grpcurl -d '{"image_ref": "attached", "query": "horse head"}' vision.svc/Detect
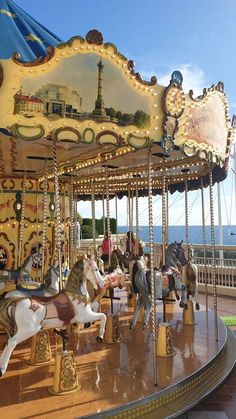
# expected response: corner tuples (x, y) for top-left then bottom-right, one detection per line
(83, 258), (105, 289)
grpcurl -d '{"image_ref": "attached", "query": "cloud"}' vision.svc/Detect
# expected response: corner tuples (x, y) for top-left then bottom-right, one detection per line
(139, 63), (207, 97)
(158, 64), (207, 96)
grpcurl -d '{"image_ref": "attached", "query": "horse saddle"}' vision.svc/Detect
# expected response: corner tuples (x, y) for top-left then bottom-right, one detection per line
(31, 291), (75, 325)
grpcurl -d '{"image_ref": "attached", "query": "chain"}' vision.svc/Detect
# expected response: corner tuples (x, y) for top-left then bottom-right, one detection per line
(209, 166), (218, 340)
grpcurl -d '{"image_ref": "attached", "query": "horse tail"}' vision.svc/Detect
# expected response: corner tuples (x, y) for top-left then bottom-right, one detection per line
(132, 262), (139, 294)
(186, 263), (196, 296)
(0, 298), (17, 337)
(0, 292), (7, 300)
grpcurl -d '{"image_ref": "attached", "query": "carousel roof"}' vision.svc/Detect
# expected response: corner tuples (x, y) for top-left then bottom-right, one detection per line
(0, 2), (235, 198)
(0, 0), (62, 61)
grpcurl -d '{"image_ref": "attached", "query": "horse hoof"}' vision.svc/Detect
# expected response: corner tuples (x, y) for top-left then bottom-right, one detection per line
(96, 336), (103, 343)
(142, 324), (147, 331)
(129, 321), (135, 330)
(179, 301), (184, 308)
(84, 322), (91, 329)
(0, 369), (2, 377)
(196, 303), (200, 311)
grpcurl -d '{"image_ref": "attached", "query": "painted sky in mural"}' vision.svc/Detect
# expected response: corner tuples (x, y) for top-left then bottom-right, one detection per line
(16, 54), (151, 128)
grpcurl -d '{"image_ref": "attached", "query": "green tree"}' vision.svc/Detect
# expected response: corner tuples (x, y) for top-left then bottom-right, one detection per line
(76, 212), (83, 225)
(81, 225), (98, 239)
(134, 110), (151, 128)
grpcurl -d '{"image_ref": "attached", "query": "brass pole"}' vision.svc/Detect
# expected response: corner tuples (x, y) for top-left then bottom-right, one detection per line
(18, 172), (26, 267)
(148, 145), (158, 385)
(162, 162), (166, 266)
(201, 178), (208, 311)
(115, 194), (119, 247)
(135, 184), (139, 256)
(102, 193), (106, 235)
(70, 175), (75, 268)
(209, 166), (218, 341)
(41, 160), (48, 279)
(105, 166), (111, 264)
(184, 173), (189, 254)
(91, 180), (96, 256)
(52, 134), (63, 290)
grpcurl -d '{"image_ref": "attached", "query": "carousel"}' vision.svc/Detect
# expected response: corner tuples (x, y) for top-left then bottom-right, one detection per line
(0, 1), (235, 418)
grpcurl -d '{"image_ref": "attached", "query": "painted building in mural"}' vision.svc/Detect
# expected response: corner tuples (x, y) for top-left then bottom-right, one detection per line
(14, 94), (44, 115)
(34, 83), (83, 118)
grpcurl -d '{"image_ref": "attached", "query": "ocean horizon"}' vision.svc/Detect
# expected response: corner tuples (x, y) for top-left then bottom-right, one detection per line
(117, 225), (236, 245)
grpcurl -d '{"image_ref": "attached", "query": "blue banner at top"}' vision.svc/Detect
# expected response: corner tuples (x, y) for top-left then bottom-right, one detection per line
(0, 0), (62, 61)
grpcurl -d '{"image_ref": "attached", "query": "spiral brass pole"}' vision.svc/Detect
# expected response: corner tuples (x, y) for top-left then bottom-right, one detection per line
(41, 160), (48, 279)
(135, 184), (139, 256)
(70, 175), (75, 268)
(166, 187), (169, 245)
(209, 166), (218, 341)
(102, 193), (106, 235)
(128, 184), (132, 252)
(148, 146), (158, 385)
(105, 166), (111, 264)
(18, 173), (26, 267)
(52, 134), (63, 290)
(185, 173), (189, 256)
(162, 163), (167, 266)
(91, 180), (96, 257)
(115, 194), (119, 247)
(201, 179), (208, 311)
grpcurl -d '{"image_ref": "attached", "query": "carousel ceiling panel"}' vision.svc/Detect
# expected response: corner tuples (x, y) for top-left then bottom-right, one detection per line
(0, 0), (234, 194)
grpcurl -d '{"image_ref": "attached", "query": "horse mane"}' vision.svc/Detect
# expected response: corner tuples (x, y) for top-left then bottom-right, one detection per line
(65, 259), (84, 296)
(20, 255), (31, 270)
(43, 268), (51, 286)
(186, 262), (196, 284)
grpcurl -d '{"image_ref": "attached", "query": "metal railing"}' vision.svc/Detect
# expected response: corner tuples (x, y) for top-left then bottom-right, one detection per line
(79, 239), (236, 290)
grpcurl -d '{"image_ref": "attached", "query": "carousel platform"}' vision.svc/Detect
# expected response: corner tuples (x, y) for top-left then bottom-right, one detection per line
(0, 291), (235, 419)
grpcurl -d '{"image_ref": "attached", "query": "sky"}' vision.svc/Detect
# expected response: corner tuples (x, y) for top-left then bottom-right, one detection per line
(15, 0), (236, 226)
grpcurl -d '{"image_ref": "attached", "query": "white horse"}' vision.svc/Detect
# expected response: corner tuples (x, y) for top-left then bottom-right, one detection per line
(3, 262), (60, 298)
(1, 251), (43, 288)
(0, 259), (107, 376)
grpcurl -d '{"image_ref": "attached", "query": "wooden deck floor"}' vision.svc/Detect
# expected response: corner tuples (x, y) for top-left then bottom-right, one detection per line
(0, 290), (234, 419)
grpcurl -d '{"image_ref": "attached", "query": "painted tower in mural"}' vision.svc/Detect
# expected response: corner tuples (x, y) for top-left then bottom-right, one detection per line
(92, 60), (107, 118)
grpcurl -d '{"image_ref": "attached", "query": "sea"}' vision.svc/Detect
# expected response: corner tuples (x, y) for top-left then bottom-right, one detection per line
(117, 225), (236, 246)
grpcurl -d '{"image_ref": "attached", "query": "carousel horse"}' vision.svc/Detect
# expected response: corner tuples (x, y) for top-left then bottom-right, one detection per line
(0, 259), (107, 376)
(110, 247), (130, 273)
(2, 262), (60, 298)
(174, 243), (200, 310)
(2, 251), (43, 286)
(130, 244), (188, 330)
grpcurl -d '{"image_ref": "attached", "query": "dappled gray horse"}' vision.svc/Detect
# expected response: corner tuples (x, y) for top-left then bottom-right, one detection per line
(130, 243), (189, 330)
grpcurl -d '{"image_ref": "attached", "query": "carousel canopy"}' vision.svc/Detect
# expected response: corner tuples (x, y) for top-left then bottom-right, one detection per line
(0, 2), (235, 199)
(0, 0), (62, 61)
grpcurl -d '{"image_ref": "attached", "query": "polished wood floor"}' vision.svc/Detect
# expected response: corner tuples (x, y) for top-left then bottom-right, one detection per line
(0, 290), (232, 419)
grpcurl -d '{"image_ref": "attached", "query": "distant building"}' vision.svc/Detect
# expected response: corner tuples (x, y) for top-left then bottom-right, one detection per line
(34, 84), (83, 118)
(14, 94), (44, 115)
